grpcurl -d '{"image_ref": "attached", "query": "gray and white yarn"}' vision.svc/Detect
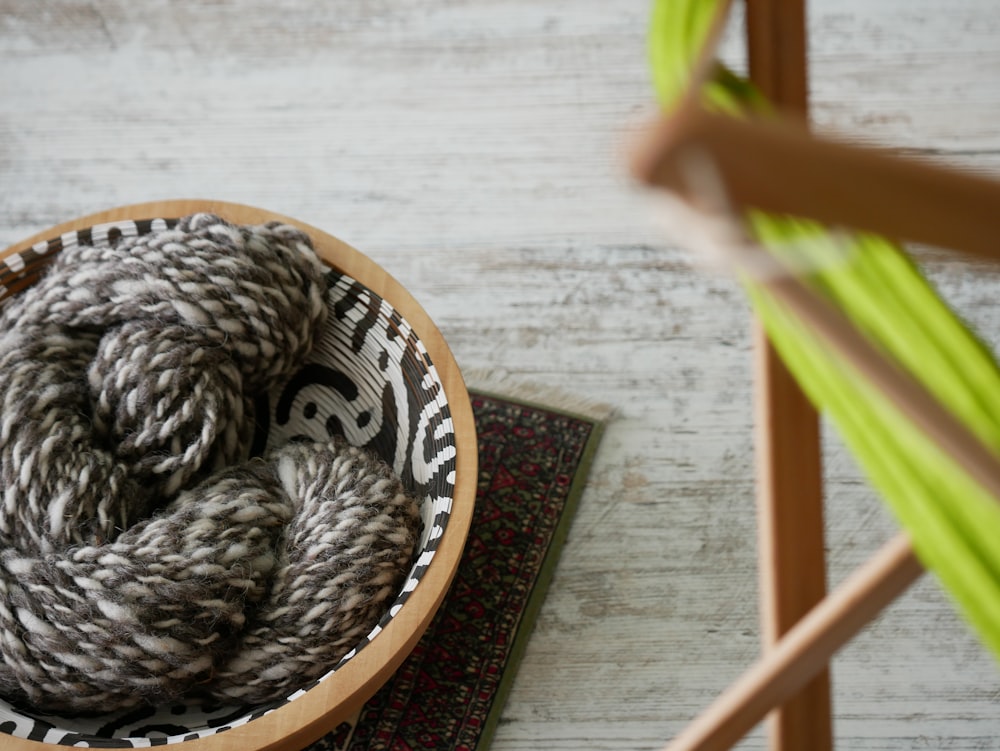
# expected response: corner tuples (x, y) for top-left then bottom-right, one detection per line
(0, 215), (420, 713)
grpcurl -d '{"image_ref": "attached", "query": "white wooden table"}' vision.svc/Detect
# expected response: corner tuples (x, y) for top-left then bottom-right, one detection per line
(3, 2), (1000, 748)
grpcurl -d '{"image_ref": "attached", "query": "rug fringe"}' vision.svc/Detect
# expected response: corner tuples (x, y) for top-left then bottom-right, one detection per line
(462, 367), (617, 424)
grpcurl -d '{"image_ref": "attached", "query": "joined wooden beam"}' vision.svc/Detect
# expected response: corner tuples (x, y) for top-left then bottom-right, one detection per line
(745, 3), (832, 749)
(631, 107), (1000, 265)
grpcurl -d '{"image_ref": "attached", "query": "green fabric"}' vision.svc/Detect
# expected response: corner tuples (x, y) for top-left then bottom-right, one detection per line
(650, 0), (1000, 658)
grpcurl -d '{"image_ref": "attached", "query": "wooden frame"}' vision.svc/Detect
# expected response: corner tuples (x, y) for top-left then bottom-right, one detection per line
(632, 2), (1000, 750)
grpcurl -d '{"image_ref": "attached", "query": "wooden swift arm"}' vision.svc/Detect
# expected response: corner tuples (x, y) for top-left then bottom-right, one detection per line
(632, 105), (1000, 263)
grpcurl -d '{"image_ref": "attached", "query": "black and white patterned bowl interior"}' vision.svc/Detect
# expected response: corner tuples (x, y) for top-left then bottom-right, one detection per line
(0, 219), (458, 747)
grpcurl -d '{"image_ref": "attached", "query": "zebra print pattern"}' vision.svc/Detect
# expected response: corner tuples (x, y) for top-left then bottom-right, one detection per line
(0, 219), (458, 747)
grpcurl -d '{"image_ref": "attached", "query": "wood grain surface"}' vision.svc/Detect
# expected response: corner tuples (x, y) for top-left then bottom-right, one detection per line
(2, 2), (1000, 749)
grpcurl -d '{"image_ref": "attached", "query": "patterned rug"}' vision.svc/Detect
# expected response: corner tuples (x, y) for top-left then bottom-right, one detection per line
(305, 387), (608, 751)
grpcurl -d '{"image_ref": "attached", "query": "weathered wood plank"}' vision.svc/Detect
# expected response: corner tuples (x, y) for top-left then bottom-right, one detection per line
(1, 2), (999, 749)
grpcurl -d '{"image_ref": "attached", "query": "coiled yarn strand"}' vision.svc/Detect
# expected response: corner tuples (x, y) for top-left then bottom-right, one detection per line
(0, 214), (419, 712)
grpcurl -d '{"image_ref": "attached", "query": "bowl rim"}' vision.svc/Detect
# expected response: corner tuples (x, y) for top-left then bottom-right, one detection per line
(0, 199), (478, 751)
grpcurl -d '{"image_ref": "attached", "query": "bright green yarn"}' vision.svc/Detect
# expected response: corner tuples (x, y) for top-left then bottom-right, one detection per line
(650, 0), (1000, 658)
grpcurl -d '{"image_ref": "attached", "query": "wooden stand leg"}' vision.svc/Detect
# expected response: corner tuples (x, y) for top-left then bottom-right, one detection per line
(746, 0), (809, 119)
(754, 330), (833, 751)
(746, 2), (833, 750)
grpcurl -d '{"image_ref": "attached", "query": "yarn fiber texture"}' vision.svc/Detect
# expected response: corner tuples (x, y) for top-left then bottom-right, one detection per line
(0, 214), (420, 713)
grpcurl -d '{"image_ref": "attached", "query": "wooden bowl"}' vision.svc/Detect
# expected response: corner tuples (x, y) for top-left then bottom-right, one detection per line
(0, 200), (477, 750)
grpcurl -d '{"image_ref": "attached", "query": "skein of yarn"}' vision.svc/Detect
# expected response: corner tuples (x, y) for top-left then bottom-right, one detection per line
(0, 214), (420, 713)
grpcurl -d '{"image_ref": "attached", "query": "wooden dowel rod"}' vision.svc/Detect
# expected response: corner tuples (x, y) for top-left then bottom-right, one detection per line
(632, 106), (1000, 264)
(745, 2), (832, 749)
(753, 331), (830, 751)
(746, 0), (809, 117)
(662, 533), (922, 751)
